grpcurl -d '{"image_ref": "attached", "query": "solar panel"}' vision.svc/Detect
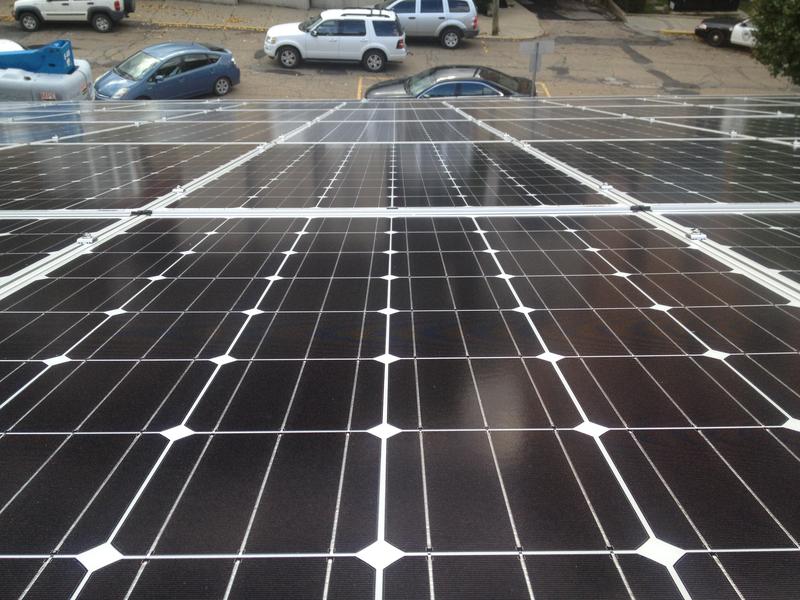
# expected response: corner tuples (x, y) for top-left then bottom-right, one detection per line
(0, 94), (799, 600)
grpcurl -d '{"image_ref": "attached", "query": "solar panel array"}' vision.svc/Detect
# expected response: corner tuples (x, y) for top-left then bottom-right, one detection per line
(1, 94), (799, 600)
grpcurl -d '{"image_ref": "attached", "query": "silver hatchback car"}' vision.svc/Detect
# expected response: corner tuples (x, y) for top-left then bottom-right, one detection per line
(374, 0), (479, 48)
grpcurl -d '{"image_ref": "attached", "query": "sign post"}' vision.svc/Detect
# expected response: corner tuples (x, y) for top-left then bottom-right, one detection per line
(519, 39), (555, 96)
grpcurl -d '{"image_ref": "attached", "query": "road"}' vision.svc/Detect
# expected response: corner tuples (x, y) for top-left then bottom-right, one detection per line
(0, 0), (796, 99)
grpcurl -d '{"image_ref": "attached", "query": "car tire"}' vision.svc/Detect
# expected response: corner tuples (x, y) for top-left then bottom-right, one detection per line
(708, 30), (725, 47)
(362, 49), (386, 73)
(91, 13), (113, 33)
(19, 12), (40, 32)
(213, 76), (232, 97)
(278, 46), (300, 69)
(440, 27), (462, 49)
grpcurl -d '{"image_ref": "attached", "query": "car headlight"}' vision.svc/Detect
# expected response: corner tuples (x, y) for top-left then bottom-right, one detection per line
(267, 36), (276, 44)
(112, 88), (129, 99)
(231, 56), (237, 64)
(698, 23), (707, 29)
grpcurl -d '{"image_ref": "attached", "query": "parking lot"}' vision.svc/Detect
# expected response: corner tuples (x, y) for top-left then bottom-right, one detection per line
(0, 0), (797, 98)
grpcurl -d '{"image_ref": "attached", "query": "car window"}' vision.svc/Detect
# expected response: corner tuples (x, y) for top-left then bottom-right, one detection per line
(459, 82), (501, 96)
(448, 0), (470, 12)
(180, 54), (211, 74)
(423, 82), (458, 97)
(421, 0), (444, 12)
(340, 20), (367, 36)
(153, 57), (182, 80)
(314, 20), (339, 35)
(391, 0), (416, 13)
(206, 54), (220, 64)
(373, 20), (402, 36)
(115, 51), (160, 81)
(477, 68), (522, 93)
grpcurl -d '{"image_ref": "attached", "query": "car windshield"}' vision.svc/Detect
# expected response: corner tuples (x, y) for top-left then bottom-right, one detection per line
(114, 51), (160, 81)
(477, 68), (521, 93)
(299, 15), (322, 31)
(406, 69), (441, 95)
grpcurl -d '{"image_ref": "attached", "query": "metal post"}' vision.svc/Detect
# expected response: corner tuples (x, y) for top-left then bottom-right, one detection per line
(492, 0), (499, 35)
(531, 42), (539, 96)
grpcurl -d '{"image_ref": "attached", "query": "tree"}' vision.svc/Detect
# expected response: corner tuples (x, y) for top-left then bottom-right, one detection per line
(750, 0), (800, 85)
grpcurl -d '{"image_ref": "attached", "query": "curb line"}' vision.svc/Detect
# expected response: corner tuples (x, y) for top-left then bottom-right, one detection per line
(660, 29), (695, 36)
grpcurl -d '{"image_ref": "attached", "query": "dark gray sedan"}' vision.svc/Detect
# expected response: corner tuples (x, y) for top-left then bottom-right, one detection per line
(364, 65), (533, 99)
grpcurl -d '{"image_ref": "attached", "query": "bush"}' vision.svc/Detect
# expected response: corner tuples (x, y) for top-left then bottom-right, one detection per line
(616, 0), (647, 11)
(751, 0), (800, 85)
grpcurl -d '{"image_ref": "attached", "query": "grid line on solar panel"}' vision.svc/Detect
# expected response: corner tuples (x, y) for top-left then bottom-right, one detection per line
(2, 217), (800, 600)
(169, 143), (612, 209)
(486, 118), (730, 141)
(665, 214), (800, 285)
(0, 218), (119, 277)
(3, 96), (800, 600)
(0, 144), (260, 210)
(528, 140), (800, 204)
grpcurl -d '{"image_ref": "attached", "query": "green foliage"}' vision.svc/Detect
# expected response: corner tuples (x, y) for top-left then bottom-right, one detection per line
(750, 0), (800, 84)
(616, 0), (648, 11)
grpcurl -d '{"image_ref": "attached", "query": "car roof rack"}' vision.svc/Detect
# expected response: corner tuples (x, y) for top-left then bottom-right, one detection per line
(339, 7), (392, 17)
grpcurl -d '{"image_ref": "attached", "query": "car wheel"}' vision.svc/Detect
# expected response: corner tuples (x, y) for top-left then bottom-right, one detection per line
(708, 30), (725, 47)
(213, 76), (232, 97)
(362, 50), (386, 73)
(91, 13), (113, 33)
(19, 12), (40, 32)
(278, 46), (300, 69)
(440, 27), (462, 49)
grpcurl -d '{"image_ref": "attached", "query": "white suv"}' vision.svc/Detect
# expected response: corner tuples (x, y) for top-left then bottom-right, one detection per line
(376, 0), (478, 48)
(264, 9), (406, 73)
(13, 0), (135, 33)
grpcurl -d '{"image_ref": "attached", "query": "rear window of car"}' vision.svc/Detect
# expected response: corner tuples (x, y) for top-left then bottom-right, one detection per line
(340, 20), (367, 36)
(391, 0), (416, 13)
(373, 20), (402, 36)
(448, 0), (471, 12)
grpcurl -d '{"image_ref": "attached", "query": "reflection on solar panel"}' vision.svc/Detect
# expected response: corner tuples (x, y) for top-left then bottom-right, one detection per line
(0, 94), (799, 600)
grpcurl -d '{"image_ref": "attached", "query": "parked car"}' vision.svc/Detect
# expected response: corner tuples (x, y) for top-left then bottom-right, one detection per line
(374, 0), (479, 48)
(12, 0), (135, 33)
(695, 16), (756, 48)
(365, 65), (532, 98)
(0, 39), (92, 101)
(265, 9), (406, 73)
(94, 42), (239, 100)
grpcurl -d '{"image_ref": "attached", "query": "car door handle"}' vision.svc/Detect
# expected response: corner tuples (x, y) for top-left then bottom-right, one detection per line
(438, 16), (445, 19)
(408, 16), (416, 19)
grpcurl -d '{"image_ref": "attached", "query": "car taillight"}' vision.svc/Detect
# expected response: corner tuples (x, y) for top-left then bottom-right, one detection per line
(472, 16), (478, 30)
(397, 39), (405, 49)
(114, 0), (120, 9)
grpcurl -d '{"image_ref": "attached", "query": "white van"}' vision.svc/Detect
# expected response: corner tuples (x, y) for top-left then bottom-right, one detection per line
(375, 0), (479, 48)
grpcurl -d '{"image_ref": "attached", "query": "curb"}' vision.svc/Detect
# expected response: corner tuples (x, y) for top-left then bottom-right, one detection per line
(660, 29), (695, 36)
(133, 19), (267, 32)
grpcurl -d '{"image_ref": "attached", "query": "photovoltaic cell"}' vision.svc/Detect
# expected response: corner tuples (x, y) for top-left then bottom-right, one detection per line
(0, 94), (799, 600)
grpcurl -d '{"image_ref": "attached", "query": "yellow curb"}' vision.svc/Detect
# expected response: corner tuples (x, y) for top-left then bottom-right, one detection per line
(0, 15), (13, 22)
(537, 81), (551, 97)
(660, 29), (695, 36)
(136, 20), (267, 32)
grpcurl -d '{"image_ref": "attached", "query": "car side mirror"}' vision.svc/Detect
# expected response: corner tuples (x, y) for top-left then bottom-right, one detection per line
(310, 30), (318, 37)
(154, 75), (164, 83)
